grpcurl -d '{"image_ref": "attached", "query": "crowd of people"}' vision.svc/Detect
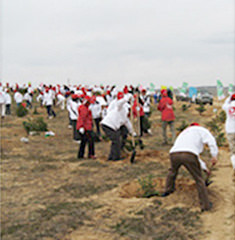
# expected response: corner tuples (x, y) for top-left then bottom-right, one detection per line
(1, 82), (235, 212)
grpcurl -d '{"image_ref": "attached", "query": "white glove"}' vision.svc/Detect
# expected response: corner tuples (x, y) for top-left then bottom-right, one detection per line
(79, 127), (85, 134)
(136, 106), (140, 111)
(133, 132), (137, 137)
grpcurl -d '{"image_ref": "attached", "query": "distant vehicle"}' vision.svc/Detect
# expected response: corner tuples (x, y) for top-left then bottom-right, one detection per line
(175, 92), (191, 102)
(195, 90), (213, 105)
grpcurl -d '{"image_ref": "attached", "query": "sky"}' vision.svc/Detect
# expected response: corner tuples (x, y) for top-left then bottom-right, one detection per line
(1, 0), (234, 89)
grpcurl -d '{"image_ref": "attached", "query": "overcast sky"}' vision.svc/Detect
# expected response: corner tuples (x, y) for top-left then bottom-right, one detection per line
(1, 0), (234, 88)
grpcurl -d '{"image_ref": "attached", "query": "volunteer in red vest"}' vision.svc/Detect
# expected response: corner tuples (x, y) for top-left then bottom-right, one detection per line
(76, 96), (96, 159)
(101, 91), (133, 161)
(222, 93), (235, 180)
(162, 123), (218, 212)
(157, 89), (175, 144)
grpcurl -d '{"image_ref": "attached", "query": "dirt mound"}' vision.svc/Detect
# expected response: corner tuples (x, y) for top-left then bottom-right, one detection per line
(119, 177), (195, 198)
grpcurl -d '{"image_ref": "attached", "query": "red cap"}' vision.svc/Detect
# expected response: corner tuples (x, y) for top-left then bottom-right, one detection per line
(190, 122), (200, 126)
(117, 91), (124, 100)
(231, 94), (235, 101)
(90, 96), (96, 104)
(83, 95), (91, 104)
(141, 88), (146, 93)
(71, 94), (78, 99)
(123, 86), (128, 94)
(161, 89), (167, 97)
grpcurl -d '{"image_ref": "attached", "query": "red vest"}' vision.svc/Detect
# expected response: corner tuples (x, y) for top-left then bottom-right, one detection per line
(157, 97), (175, 121)
(76, 104), (93, 130)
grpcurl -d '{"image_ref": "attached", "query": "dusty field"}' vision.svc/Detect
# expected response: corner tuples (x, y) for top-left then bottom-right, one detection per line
(1, 98), (235, 240)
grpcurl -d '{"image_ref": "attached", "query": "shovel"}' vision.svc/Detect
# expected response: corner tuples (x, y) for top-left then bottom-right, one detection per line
(136, 92), (145, 150)
(205, 163), (215, 186)
(130, 101), (136, 164)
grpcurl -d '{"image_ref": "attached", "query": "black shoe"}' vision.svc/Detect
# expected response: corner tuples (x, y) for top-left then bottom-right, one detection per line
(201, 202), (213, 212)
(161, 192), (171, 197)
(113, 158), (125, 161)
(205, 180), (213, 187)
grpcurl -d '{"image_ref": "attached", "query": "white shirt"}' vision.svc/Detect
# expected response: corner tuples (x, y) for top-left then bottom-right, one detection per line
(140, 94), (151, 113)
(14, 92), (23, 104)
(101, 98), (133, 133)
(170, 126), (218, 157)
(24, 92), (32, 102)
(0, 91), (6, 104)
(5, 93), (12, 104)
(222, 97), (235, 133)
(43, 92), (53, 106)
(89, 102), (102, 119)
(37, 94), (44, 102)
(68, 100), (79, 120)
(57, 93), (65, 102)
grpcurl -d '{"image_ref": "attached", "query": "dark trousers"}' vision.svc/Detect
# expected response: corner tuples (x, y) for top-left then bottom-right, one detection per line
(94, 117), (101, 136)
(165, 152), (211, 210)
(46, 105), (56, 117)
(26, 100), (32, 109)
(120, 125), (128, 149)
(102, 124), (121, 160)
(140, 115), (149, 136)
(68, 115), (72, 126)
(78, 130), (95, 158)
(5, 104), (11, 115)
(71, 120), (80, 140)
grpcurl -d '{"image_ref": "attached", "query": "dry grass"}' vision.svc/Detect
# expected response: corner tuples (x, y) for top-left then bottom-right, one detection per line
(0, 97), (227, 240)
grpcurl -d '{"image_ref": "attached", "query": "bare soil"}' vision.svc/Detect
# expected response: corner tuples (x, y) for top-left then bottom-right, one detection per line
(1, 99), (234, 240)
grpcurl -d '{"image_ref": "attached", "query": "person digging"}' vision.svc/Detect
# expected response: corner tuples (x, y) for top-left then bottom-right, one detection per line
(161, 122), (218, 212)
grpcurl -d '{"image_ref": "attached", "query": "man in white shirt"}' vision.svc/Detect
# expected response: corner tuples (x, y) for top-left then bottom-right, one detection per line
(89, 96), (102, 140)
(222, 93), (235, 179)
(101, 92), (133, 161)
(0, 89), (6, 118)
(14, 90), (23, 106)
(162, 123), (218, 212)
(56, 92), (66, 110)
(5, 89), (12, 115)
(67, 94), (80, 142)
(43, 89), (56, 119)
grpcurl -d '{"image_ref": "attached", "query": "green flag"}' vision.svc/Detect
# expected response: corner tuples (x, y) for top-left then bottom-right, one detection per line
(228, 84), (234, 94)
(149, 82), (155, 92)
(180, 82), (188, 94)
(217, 80), (225, 100)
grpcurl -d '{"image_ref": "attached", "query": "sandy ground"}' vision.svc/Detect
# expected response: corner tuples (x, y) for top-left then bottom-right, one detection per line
(1, 98), (235, 240)
(200, 148), (235, 240)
